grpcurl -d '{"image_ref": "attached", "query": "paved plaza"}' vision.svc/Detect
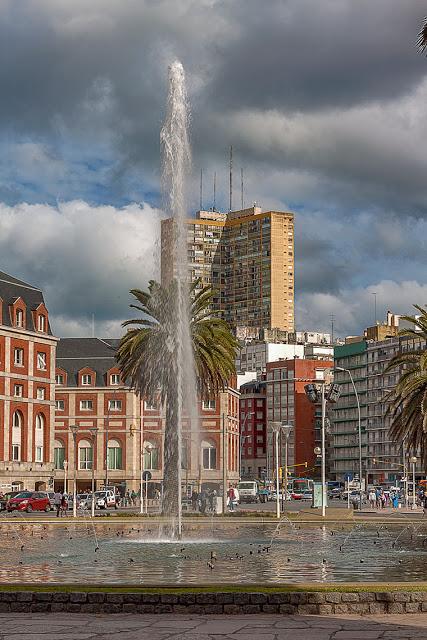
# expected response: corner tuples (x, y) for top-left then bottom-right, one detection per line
(2, 614), (427, 639)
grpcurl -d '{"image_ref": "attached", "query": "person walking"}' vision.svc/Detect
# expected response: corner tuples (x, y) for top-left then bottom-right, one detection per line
(227, 486), (236, 512)
(191, 490), (198, 511)
(60, 493), (67, 517)
(54, 491), (62, 518)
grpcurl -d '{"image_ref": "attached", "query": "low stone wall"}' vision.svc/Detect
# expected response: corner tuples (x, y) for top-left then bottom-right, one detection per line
(0, 591), (426, 614)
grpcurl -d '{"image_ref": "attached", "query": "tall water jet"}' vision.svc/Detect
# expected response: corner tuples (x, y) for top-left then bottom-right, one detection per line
(160, 61), (198, 538)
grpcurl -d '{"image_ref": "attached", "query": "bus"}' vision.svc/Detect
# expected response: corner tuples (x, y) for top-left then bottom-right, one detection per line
(291, 478), (314, 494)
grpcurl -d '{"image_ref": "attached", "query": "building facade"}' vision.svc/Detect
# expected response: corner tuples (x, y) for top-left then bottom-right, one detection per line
(161, 206), (295, 333)
(266, 359), (333, 480)
(330, 340), (368, 484)
(239, 378), (267, 480)
(0, 271), (58, 492)
(53, 338), (240, 495)
(236, 342), (304, 376)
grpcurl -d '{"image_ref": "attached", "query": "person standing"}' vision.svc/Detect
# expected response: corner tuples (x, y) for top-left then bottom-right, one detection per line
(368, 489), (376, 510)
(228, 486), (235, 512)
(54, 492), (62, 518)
(60, 493), (67, 516)
(191, 490), (198, 511)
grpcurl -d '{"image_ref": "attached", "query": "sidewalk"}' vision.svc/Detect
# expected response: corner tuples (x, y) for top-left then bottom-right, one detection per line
(1, 613), (427, 639)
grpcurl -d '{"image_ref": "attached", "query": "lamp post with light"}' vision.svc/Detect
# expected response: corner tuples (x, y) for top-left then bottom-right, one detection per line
(140, 444), (153, 514)
(69, 425), (79, 518)
(88, 426), (98, 517)
(410, 456), (417, 509)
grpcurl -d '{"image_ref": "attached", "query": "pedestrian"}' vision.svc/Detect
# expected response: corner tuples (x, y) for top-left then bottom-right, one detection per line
(54, 491), (62, 517)
(200, 491), (207, 515)
(131, 490), (137, 506)
(60, 493), (67, 516)
(209, 489), (217, 512)
(191, 490), (198, 511)
(227, 486), (236, 512)
(368, 489), (376, 509)
(392, 493), (399, 509)
(375, 489), (381, 509)
(380, 492), (386, 509)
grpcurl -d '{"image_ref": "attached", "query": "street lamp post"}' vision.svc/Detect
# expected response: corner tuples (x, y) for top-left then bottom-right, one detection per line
(63, 460), (68, 495)
(69, 425), (79, 518)
(410, 456), (417, 509)
(239, 411), (254, 480)
(271, 423), (281, 520)
(88, 427), (98, 517)
(281, 424), (293, 511)
(140, 444), (153, 515)
(335, 367), (362, 512)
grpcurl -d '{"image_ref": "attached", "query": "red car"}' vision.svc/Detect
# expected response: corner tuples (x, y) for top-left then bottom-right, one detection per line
(7, 491), (51, 513)
(291, 491), (303, 500)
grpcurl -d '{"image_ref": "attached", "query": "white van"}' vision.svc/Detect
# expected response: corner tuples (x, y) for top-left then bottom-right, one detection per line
(237, 481), (259, 503)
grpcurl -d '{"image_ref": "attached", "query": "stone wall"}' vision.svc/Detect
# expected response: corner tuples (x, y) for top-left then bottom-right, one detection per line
(0, 590), (426, 614)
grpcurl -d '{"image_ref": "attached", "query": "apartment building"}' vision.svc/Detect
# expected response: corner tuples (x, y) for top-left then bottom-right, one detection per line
(265, 359), (333, 479)
(0, 271), (58, 492)
(239, 378), (267, 480)
(161, 206), (295, 333)
(330, 340), (368, 484)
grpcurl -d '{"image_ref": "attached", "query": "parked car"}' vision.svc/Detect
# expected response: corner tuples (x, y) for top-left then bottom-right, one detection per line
(301, 490), (313, 500)
(328, 488), (342, 499)
(7, 491), (51, 512)
(291, 491), (303, 500)
(0, 491), (21, 511)
(94, 490), (118, 510)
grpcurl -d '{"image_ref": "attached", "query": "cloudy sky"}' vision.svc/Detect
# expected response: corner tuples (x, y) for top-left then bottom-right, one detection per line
(1, 0), (427, 338)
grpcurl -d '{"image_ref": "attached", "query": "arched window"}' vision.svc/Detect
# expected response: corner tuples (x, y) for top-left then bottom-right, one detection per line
(143, 441), (159, 470)
(107, 439), (122, 470)
(54, 439), (65, 470)
(78, 439), (93, 470)
(201, 440), (217, 470)
(35, 413), (45, 462)
(12, 410), (22, 461)
(37, 314), (46, 332)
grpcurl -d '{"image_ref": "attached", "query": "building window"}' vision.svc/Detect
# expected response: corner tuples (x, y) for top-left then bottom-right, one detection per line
(12, 444), (20, 461)
(37, 352), (46, 371)
(80, 400), (93, 411)
(35, 446), (43, 462)
(36, 388), (45, 400)
(107, 439), (123, 470)
(144, 400), (158, 411)
(78, 440), (93, 470)
(55, 374), (64, 385)
(110, 374), (120, 385)
(37, 315), (46, 332)
(14, 348), (24, 366)
(35, 413), (44, 430)
(54, 440), (65, 470)
(108, 399), (122, 411)
(202, 400), (216, 410)
(202, 440), (217, 470)
(14, 384), (23, 397)
(143, 441), (159, 470)
(12, 410), (22, 461)
(55, 400), (65, 411)
(81, 374), (92, 385)
(13, 410), (22, 429)
(15, 309), (24, 328)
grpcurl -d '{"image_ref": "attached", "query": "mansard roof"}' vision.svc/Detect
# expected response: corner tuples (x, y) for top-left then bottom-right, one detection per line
(56, 337), (121, 387)
(0, 270), (53, 335)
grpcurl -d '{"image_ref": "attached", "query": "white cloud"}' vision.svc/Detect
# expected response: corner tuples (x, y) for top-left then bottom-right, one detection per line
(0, 200), (164, 336)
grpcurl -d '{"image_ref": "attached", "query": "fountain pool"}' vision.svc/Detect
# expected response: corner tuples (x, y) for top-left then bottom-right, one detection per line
(1, 520), (427, 585)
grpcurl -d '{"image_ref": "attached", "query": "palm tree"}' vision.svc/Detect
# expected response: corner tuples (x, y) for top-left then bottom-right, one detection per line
(386, 305), (427, 467)
(116, 279), (238, 518)
(417, 17), (427, 53)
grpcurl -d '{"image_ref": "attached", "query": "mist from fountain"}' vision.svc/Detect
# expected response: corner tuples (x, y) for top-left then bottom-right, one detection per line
(160, 61), (199, 538)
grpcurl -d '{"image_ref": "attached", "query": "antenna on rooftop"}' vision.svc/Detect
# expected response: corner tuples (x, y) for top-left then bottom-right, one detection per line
(213, 171), (216, 211)
(330, 314), (334, 344)
(229, 145), (233, 212)
(241, 167), (244, 210)
(199, 168), (203, 210)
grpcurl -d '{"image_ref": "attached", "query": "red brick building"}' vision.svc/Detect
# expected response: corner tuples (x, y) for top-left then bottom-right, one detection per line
(54, 338), (240, 495)
(0, 271), (58, 492)
(266, 358), (333, 478)
(239, 378), (267, 480)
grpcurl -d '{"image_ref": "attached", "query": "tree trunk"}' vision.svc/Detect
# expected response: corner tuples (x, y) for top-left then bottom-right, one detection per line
(162, 394), (180, 521)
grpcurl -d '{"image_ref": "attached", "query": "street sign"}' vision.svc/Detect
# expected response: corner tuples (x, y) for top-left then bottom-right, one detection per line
(142, 471), (152, 481)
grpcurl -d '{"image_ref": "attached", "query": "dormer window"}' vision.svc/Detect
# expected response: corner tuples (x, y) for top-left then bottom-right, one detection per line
(37, 315), (46, 332)
(55, 374), (64, 385)
(110, 374), (120, 386)
(16, 309), (24, 328)
(81, 374), (92, 385)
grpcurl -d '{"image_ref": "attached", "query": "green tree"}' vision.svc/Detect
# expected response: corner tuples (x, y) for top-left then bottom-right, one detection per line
(417, 17), (427, 53)
(386, 305), (427, 466)
(116, 279), (238, 518)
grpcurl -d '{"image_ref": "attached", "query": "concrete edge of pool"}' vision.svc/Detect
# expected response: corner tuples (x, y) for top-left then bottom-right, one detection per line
(0, 584), (427, 615)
